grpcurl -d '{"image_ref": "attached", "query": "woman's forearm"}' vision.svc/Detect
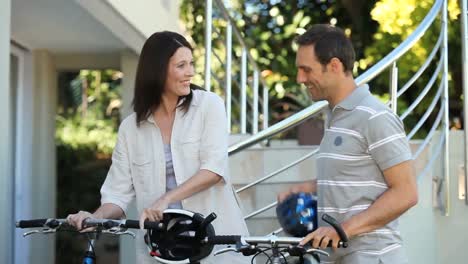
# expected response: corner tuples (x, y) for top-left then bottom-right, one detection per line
(163, 169), (222, 204)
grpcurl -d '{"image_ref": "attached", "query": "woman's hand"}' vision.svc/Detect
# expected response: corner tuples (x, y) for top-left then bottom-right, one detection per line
(139, 195), (172, 229)
(67, 211), (95, 231)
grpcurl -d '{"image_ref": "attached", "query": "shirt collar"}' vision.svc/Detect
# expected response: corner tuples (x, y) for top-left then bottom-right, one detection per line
(145, 90), (200, 124)
(334, 84), (370, 111)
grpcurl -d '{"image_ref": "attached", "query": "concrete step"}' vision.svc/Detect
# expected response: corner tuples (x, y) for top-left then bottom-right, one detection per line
(235, 182), (314, 218)
(245, 216), (282, 236)
(229, 133), (252, 145)
(229, 145), (319, 185)
(230, 140), (430, 239)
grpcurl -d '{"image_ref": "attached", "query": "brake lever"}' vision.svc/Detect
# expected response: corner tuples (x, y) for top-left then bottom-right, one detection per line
(23, 228), (57, 237)
(102, 227), (136, 238)
(306, 248), (329, 257)
(214, 244), (258, 257)
(288, 245), (329, 258)
(214, 247), (238, 256)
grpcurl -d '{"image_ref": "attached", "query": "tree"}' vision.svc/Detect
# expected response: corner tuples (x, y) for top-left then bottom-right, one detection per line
(180, 0), (377, 131)
(364, 0), (461, 135)
(55, 69), (122, 263)
(181, 0), (463, 137)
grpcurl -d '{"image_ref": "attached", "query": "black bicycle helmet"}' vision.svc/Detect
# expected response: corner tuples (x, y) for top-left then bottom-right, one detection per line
(276, 192), (318, 237)
(145, 209), (216, 264)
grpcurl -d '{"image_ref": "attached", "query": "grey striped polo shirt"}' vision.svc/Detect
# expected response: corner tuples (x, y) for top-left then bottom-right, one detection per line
(317, 84), (413, 260)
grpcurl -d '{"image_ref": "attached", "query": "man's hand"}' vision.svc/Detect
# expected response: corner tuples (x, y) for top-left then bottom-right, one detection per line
(299, 226), (342, 249)
(277, 180), (317, 203)
(277, 189), (295, 203)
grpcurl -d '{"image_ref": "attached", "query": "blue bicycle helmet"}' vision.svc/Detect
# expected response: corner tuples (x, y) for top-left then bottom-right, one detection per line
(276, 192), (318, 237)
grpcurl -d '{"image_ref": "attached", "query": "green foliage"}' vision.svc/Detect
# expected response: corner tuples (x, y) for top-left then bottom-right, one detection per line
(181, 0), (463, 138)
(180, 0), (378, 129)
(55, 69), (122, 263)
(56, 70), (122, 155)
(364, 0), (462, 136)
(56, 114), (117, 155)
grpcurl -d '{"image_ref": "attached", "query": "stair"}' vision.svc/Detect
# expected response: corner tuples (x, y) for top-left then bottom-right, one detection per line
(229, 143), (319, 235)
(230, 140), (430, 236)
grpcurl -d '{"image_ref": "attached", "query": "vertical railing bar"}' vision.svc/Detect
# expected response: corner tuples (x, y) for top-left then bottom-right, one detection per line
(253, 70), (259, 134)
(241, 47), (247, 134)
(460, 0), (468, 205)
(226, 22), (232, 133)
(204, 0), (213, 92)
(390, 62), (398, 113)
(442, 0), (450, 216)
(263, 85), (269, 130)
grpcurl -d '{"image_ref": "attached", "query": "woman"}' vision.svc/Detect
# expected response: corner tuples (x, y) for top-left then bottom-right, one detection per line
(67, 31), (249, 263)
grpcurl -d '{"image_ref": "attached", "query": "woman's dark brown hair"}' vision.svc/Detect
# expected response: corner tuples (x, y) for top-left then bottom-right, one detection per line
(133, 31), (200, 125)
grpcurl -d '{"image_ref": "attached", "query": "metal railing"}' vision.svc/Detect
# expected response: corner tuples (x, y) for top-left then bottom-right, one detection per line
(217, 0), (451, 227)
(461, 0), (468, 205)
(204, 0), (270, 134)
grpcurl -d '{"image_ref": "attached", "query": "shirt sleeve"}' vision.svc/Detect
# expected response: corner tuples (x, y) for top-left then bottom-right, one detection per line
(365, 111), (413, 171)
(100, 124), (135, 213)
(199, 93), (230, 181)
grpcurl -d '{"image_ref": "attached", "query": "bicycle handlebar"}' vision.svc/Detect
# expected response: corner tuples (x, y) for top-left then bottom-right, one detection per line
(82, 219), (164, 230)
(322, 214), (349, 247)
(205, 234), (346, 248)
(17, 219), (51, 228)
(17, 212), (348, 264)
(16, 218), (164, 231)
(16, 218), (68, 229)
(204, 213), (348, 248)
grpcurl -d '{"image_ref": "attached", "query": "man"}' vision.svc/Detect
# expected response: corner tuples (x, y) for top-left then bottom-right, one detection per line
(278, 24), (418, 263)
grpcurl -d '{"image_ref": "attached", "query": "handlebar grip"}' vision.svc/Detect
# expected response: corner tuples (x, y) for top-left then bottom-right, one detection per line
(207, 235), (241, 245)
(322, 214), (349, 247)
(124, 220), (164, 230)
(326, 240), (346, 248)
(16, 219), (48, 228)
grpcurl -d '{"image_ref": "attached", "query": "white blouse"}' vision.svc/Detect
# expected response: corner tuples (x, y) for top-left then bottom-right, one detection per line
(100, 89), (249, 263)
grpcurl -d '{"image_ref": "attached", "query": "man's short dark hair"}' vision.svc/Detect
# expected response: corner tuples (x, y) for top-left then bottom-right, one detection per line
(295, 24), (355, 73)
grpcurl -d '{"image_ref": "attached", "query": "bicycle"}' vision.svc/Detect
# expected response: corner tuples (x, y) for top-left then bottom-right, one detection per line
(17, 209), (348, 264)
(202, 213), (348, 264)
(141, 209), (348, 264)
(16, 217), (164, 264)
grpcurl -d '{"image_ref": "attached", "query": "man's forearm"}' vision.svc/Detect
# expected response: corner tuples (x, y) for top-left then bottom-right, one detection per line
(342, 187), (416, 238)
(342, 160), (418, 238)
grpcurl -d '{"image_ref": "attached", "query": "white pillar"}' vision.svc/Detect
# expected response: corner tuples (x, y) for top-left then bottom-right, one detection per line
(11, 45), (34, 264)
(29, 50), (57, 264)
(121, 50), (139, 119)
(0, 1), (12, 264)
(460, 0), (468, 205)
(120, 50), (139, 264)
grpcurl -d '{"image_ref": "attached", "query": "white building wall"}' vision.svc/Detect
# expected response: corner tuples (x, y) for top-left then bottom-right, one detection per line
(0, 1), (13, 264)
(399, 141), (437, 263)
(120, 50), (139, 118)
(119, 50), (139, 264)
(397, 131), (468, 264)
(106, 0), (182, 36)
(28, 50), (57, 264)
(434, 131), (468, 264)
(11, 45), (34, 264)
